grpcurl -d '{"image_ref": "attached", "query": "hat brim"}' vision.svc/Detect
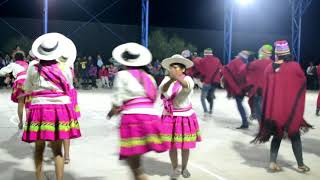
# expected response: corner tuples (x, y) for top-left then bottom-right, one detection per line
(112, 43), (152, 67)
(161, 57), (194, 70)
(32, 33), (65, 61)
(61, 37), (77, 67)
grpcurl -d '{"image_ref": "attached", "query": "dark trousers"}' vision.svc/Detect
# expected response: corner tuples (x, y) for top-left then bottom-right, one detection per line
(270, 134), (304, 166)
(201, 83), (217, 113)
(252, 95), (262, 121)
(235, 96), (248, 127)
(90, 76), (97, 88)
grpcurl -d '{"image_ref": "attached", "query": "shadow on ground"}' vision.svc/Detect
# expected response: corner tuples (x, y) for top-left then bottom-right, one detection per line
(232, 141), (297, 172)
(143, 156), (171, 177)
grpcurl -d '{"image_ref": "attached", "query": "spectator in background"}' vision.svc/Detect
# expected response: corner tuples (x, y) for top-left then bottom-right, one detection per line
(97, 54), (104, 69)
(74, 59), (81, 88)
(306, 62), (317, 90)
(0, 55), (5, 88)
(5, 54), (11, 65)
(89, 63), (98, 88)
(108, 63), (118, 88)
(79, 56), (89, 89)
(99, 65), (109, 88)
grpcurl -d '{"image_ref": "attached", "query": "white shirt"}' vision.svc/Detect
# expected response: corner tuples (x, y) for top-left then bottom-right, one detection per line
(159, 76), (195, 116)
(112, 70), (159, 115)
(306, 66), (314, 76)
(0, 62), (26, 80)
(24, 61), (73, 105)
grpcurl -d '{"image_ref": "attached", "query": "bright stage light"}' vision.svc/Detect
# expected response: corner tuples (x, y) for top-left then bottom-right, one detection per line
(236, 0), (254, 6)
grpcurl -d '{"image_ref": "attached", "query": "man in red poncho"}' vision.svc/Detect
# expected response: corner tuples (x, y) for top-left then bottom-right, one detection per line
(252, 40), (311, 172)
(198, 48), (222, 115)
(245, 45), (273, 121)
(185, 51), (202, 84)
(221, 50), (251, 129)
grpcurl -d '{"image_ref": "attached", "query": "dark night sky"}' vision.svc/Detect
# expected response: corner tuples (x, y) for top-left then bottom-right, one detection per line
(0, 0), (313, 32)
(0, 0), (319, 63)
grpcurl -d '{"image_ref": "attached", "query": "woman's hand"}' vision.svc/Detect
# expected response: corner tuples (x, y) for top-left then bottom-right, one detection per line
(107, 106), (121, 119)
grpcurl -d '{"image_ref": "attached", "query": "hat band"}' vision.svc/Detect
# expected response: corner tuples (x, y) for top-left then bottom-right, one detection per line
(122, 50), (140, 62)
(38, 42), (59, 55)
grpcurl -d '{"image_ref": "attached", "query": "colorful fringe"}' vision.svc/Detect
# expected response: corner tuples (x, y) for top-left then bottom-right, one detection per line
(119, 114), (168, 159)
(22, 104), (81, 143)
(161, 113), (201, 149)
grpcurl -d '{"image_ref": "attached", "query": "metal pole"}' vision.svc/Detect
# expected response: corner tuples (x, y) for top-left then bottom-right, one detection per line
(224, 0), (234, 64)
(43, 0), (48, 34)
(141, 0), (149, 47)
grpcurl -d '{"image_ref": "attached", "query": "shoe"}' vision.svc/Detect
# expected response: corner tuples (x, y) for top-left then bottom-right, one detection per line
(269, 162), (282, 172)
(236, 125), (248, 129)
(170, 168), (180, 180)
(316, 109), (320, 116)
(297, 165), (310, 173)
(181, 169), (191, 178)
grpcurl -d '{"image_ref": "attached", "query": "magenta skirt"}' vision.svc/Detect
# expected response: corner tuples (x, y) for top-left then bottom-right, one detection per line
(161, 113), (201, 149)
(11, 79), (25, 103)
(22, 104), (81, 143)
(119, 114), (168, 159)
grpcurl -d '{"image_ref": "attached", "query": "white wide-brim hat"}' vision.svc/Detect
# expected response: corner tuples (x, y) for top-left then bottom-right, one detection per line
(112, 42), (152, 67)
(59, 37), (77, 67)
(29, 50), (35, 58)
(161, 54), (194, 70)
(31, 32), (65, 61)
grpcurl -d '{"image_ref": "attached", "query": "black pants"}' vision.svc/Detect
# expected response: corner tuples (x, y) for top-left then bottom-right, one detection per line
(90, 76), (97, 88)
(270, 134), (304, 166)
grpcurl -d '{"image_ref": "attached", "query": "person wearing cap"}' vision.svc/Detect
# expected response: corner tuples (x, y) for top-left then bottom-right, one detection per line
(221, 50), (251, 129)
(0, 51), (29, 130)
(107, 42), (167, 180)
(160, 54), (201, 179)
(198, 48), (222, 115)
(22, 33), (81, 180)
(252, 40), (311, 173)
(244, 45), (273, 122)
(183, 50), (203, 89)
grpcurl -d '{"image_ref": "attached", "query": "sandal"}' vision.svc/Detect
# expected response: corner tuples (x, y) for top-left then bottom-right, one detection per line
(18, 122), (23, 130)
(181, 169), (191, 178)
(170, 168), (180, 180)
(297, 165), (310, 173)
(64, 158), (70, 164)
(269, 162), (282, 172)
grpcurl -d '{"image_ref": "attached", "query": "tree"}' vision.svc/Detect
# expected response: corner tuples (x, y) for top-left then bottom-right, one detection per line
(1, 36), (33, 54)
(148, 30), (197, 61)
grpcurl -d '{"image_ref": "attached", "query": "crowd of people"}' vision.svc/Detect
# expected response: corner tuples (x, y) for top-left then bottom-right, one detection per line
(0, 33), (318, 180)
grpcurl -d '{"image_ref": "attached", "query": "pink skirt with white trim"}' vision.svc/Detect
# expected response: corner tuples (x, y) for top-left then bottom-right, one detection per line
(22, 104), (81, 143)
(11, 79), (25, 103)
(161, 113), (201, 149)
(119, 114), (169, 159)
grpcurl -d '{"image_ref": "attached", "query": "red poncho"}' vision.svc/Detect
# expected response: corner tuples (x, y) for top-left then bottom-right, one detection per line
(253, 61), (312, 143)
(245, 59), (273, 97)
(222, 58), (246, 97)
(199, 55), (222, 84)
(186, 57), (202, 78)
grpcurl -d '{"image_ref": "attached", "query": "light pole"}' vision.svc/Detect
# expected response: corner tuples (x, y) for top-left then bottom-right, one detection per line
(43, 0), (48, 34)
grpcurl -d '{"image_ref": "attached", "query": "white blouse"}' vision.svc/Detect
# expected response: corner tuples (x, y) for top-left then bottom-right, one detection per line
(159, 76), (195, 116)
(0, 62), (26, 80)
(111, 70), (159, 115)
(24, 61), (73, 105)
